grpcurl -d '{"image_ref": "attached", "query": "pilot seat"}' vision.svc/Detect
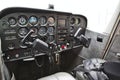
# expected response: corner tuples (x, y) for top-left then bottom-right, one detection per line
(103, 62), (120, 80)
(38, 72), (76, 80)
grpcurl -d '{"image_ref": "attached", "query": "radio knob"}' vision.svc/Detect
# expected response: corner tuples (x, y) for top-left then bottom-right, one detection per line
(7, 56), (10, 60)
(15, 54), (19, 58)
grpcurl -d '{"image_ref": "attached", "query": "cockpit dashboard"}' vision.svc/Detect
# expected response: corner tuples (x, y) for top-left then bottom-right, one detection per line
(0, 7), (87, 62)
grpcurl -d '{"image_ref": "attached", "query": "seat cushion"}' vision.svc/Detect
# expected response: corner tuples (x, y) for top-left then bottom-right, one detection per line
(38, 72), (76, 80)
(103, 62), (120, 80)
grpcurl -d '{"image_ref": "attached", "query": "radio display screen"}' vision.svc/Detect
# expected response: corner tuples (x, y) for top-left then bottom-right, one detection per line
(58, 19), (66, 27)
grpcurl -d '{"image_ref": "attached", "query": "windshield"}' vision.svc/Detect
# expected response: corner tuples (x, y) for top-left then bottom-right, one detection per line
(0, 0), (120, 34)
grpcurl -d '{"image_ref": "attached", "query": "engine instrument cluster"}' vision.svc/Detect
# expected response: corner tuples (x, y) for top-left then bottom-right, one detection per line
(0, 7), (87, 61)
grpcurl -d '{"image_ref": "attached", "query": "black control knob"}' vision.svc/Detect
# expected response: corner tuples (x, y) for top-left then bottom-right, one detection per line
(77, 35), (90, 48)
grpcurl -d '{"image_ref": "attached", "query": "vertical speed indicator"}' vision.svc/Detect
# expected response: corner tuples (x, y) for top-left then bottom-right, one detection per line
(38, 26), (47, 36)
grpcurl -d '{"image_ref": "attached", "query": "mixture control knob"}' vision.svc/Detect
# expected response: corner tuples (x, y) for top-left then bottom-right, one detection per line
(61, 45), (67, 49)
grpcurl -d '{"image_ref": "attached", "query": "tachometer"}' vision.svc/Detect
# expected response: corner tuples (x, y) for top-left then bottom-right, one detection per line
(38, 26), (47, 36)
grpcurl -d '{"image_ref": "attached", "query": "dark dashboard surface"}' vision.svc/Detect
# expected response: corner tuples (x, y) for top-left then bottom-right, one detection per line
(0, 7), (87, 62)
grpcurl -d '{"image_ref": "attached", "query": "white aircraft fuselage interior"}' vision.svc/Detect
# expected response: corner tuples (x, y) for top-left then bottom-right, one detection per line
(0, 1), (120, 80)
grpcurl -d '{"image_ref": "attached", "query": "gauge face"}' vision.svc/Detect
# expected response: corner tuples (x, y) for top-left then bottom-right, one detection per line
(76, 18), (81, 25)
(30, 28), (38, 37)
(8, 43), (15, 50)
(47, 26), (54, 35)
(39, 16), (47, 25)
(70, 26), (74, 33)
(18, 28), (28, 37)
(18, 16), (27, 25)
(47, 36), (54, 43)
(29, 16), (38, 25)
(8, 17), (16, 25)
(70, 18), (75, 25)
(48, 17), (55, 25)
(38, 26), (47, 36)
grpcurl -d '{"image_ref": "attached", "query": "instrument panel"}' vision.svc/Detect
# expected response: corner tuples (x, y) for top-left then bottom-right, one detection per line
(0, 7), (87, 61)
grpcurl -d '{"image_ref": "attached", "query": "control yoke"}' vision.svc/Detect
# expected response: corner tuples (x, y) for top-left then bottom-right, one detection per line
(32, 39), (49, 53)
(74, 28), (90, 48)
(21, 29), (49, 53)
(21, 29), (34, 45)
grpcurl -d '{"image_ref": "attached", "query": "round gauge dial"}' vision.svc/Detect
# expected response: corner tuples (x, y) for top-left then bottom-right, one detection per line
(8, 43), (15, 50)
(47, 26), (54, 35)
(47, 36), (54, 43)
(29, 16), (38, 25)
(30, 28), (38, 37)
(48, 17), (55, 25)
(70, 26), (74, 33)
(76, 18), (81, 25)
(18, 28), (28, 37)
(8, 17), (16, 25)
(39, 16), (47, 25)
(38, 26), (47, 36)
(18, 16), (27, 25)
(70, 18), (75, 25)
